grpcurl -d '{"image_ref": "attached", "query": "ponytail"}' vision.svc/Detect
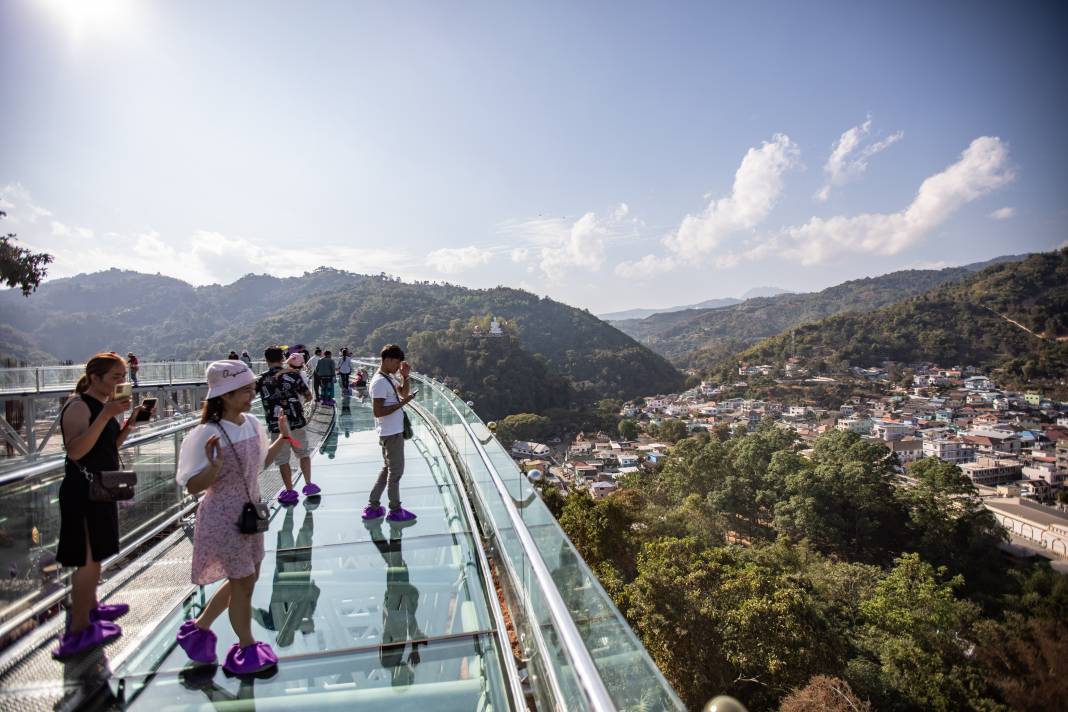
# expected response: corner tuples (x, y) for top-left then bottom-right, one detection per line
(75, 352), (127, 394)
(200, 396), (225, 424)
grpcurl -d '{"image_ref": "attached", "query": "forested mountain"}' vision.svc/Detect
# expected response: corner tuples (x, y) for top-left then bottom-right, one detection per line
(614, 255), (1027, 368)
(732, 249), (1068, 392)
(0, 267), (684, 406)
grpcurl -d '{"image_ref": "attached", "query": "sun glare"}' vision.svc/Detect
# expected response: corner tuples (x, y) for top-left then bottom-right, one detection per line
(35, 0), (142, 46)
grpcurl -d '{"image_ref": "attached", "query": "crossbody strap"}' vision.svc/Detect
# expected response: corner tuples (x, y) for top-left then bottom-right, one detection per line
(62, 395), (124, 480)
(212, 421), (256, 505)
(380, 371), (404, 404)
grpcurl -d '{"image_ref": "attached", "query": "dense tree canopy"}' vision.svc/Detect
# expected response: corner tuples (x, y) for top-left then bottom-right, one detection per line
(548, 425), (1067, 711)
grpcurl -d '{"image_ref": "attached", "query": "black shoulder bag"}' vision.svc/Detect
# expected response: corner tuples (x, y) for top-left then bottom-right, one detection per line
(214, 422), (270, 534)
(61, 397), (137, 503)
(383, 373), (414, 440)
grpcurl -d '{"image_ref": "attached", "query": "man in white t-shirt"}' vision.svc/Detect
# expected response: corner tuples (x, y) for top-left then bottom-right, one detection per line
(362, 344), (417, 523)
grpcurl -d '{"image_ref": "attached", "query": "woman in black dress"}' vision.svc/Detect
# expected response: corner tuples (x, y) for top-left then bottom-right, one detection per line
(54, 353), (151, 658)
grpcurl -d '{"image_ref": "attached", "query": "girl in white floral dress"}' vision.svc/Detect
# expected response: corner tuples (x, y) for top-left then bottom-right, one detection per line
(175, 360), (292, 675)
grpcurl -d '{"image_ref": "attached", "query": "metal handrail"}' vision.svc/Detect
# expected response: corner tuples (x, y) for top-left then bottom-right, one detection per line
(412, 373), (618, 712)
(0, 417), (201, 485)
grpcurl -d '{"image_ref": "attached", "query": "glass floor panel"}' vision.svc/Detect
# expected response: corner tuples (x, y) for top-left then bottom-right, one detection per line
(265, 487), (469, 551)
(117, 633), (510, 712)
(109, 407), (515, 710)
(115, 532), (494, 677)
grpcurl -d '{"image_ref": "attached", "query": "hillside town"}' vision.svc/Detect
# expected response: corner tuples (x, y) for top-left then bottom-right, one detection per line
(512, 362), (1068, 565)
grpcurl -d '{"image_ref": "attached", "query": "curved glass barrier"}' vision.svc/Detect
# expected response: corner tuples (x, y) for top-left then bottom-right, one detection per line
(397, 369), (685, 712)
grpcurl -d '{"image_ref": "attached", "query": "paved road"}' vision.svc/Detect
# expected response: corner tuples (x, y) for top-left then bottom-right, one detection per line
(1001, 533), (1068, 574)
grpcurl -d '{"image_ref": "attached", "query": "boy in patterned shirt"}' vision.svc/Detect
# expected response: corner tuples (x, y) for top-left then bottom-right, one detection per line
(257, 347), (319, 504)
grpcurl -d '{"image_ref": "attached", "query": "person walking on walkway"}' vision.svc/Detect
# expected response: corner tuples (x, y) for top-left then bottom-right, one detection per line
(337, 349), (353, 397)
(126, 352), (139, 387)
(54, 353), (151, 658)
(307, 348), (322, 401)
(174, 360), (292, 676)
(257, 347), (319, 504)
(362, 345), (417, 523)
(239, 350), (253, 368)
(315, 350), (337, 406)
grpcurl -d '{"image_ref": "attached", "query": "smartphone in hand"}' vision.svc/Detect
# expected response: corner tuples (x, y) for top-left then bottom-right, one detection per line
(135, 397), (157, 422)
(113, 383), (133, 400)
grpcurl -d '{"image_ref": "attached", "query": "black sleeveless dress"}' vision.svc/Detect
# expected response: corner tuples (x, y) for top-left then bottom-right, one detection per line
(57, 394), (121, 567)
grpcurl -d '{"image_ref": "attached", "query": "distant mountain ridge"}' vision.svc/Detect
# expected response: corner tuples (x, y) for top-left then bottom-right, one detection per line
(0, 267), (684, 407)
(614, 254), (1029, 368)
(598, 287), (791, 321)
(730, 249), (1068, 394)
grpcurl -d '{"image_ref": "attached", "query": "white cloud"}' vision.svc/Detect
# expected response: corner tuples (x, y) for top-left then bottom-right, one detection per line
(663, 133), (799, 259)
(426, 245), (493, 274)
(613, 134), (798, 277)
(0, 184), (420, 286)
(614, 254), (677, 279)
(989, 206), (1016, 220)
(734, 136), (1014, 265)
(817, 116), (903, 201)
(499, 202), (638, 282)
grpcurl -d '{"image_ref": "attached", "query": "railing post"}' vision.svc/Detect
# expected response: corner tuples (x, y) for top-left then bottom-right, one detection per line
(25, 398), (37, 458)
(168, 363), (173, 385)
(34, 368), (41, 393)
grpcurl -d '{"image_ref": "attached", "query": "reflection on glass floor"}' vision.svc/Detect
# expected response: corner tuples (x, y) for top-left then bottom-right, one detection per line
(110, 397), (513, 710)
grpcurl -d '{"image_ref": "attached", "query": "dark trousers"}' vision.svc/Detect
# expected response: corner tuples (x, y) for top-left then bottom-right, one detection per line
(312, 373), (321, 399)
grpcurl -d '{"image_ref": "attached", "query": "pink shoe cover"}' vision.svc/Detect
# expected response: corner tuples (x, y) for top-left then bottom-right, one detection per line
(53, 620), (122, 659)
(177, 620), (218, 664)
(223, 641), (279, 675)
(90, 602), (130, 622)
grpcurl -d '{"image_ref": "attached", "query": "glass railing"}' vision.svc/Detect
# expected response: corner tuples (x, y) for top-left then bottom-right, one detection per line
(0, 360), (274, 394)
(394, 368), (684, 712)
(0, 400), (280, 639)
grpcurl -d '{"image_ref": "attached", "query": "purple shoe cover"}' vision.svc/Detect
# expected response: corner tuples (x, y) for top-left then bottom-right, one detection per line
(223, 641), (278, 675)
(302, 482), (321, 496)
(53, 620), (122, 658)
(90, 602), (130, 622)
(277, 488), (299, 505)
(177, 620), (218, 664)
(386, 507), (417, 522)
(361, 504), (385, 520)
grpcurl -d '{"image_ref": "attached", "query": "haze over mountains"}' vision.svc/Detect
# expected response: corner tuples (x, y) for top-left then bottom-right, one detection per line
(598, 286), (792, 321)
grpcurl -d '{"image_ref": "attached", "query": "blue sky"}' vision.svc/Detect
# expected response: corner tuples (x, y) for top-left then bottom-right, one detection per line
(1, 0), (1065, 313)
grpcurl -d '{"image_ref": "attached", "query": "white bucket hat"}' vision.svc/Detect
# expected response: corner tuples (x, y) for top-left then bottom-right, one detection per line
(205, 360), (255, 399)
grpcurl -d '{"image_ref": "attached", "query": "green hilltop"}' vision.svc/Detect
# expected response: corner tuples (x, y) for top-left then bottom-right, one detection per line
(730, 248), (1068, 393)
(0, 268), (684, 412)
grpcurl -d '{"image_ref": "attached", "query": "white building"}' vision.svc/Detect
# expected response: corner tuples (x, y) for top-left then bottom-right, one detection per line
(986, 497), (1068, 559)
(871, 419), (913, 441)
(922, 438), (977, 464)
(961, 457), (1023, 487)
(512, 441), (550, 458)
(836, 416), (873, 435)
(889, 438), (924, 465)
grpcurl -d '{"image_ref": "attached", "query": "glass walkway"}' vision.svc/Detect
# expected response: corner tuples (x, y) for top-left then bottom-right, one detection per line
(0, 366), (685, 711)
